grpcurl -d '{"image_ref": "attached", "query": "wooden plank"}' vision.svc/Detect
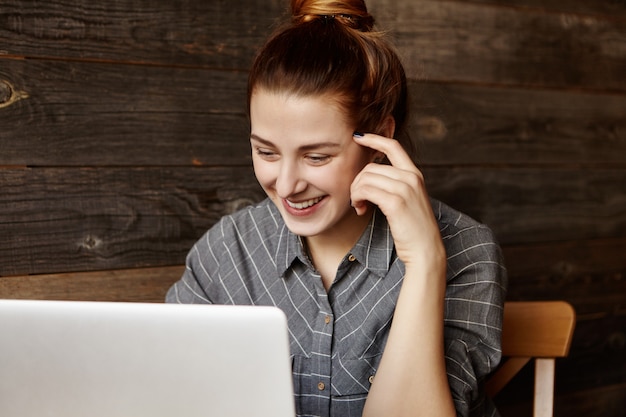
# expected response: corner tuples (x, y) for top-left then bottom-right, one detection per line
(2, 1), (624, 91)
(0, 166), (265, 276)
(424, 167), (626, 245)
(369, 0), (626, 91)
(502, 238), (626, 317)
(2, 166), (625, 275)
(0, 0), (281, 69)
(2, 59), (625, 167)
(410, 81), (626, 166)
(462, 0), (626, 18)
(0, 59), (251, 166)
(0, 266), (184, 303)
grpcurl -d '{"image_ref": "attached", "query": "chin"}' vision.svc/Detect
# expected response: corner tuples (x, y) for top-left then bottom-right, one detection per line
(282, 221), (326, 238)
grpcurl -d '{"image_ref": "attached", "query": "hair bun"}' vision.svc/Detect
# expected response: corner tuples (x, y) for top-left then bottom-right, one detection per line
(291, 0), (375, 31)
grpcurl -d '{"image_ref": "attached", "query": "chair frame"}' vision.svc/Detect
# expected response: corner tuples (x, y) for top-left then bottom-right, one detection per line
(486, 301), (576, 417)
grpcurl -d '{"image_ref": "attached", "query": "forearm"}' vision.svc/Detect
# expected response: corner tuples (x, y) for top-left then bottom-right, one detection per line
(363, 262), (456, 417)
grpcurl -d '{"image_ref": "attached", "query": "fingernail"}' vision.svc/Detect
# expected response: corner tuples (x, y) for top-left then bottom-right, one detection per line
(353, 131), (364, 138)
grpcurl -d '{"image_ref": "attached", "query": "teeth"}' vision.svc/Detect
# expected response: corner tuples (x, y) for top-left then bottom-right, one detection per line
(286, 197), (322, 209)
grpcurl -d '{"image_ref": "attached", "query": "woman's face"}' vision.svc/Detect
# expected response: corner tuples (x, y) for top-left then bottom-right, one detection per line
(249, 90), (376, 240)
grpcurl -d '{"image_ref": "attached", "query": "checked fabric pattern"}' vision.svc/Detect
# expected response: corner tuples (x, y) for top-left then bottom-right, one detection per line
(167, 198), (507, 417)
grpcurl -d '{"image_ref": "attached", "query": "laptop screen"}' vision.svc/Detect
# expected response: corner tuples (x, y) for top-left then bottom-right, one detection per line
(0, 299), (295, 417)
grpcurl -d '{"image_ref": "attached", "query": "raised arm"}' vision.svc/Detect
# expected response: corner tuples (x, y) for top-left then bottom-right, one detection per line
(351, 132), (456, 417)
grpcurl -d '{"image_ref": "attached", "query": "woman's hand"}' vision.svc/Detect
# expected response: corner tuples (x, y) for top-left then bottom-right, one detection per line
(351, 132), (445, 269)
(353, 133), (455, 417)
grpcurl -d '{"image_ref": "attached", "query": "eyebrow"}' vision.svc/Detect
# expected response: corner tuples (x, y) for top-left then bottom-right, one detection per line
(250, 133), (341, 152)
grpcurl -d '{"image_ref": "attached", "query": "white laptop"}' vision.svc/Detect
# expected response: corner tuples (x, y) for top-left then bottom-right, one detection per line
(0, 299), (295, 417)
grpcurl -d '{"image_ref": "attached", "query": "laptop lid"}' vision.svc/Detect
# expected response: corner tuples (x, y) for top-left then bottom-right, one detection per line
(0, 299), (295, 417)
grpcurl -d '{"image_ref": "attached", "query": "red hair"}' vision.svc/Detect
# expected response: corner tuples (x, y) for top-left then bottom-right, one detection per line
(248, 0), (410, 153)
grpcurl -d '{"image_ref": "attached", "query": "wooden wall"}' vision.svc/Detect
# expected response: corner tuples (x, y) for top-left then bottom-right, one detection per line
(1, 0), (624, 415)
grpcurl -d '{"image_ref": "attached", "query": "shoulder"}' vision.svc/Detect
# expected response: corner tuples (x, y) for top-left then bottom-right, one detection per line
(431, 198), (488, 234)
(430, 198), (505, 282)
(431, 197), (499, 247)
(192, 198), (283, 254)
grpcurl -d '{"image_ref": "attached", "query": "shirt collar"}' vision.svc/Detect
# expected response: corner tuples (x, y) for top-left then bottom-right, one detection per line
(275, 207), (394, 278)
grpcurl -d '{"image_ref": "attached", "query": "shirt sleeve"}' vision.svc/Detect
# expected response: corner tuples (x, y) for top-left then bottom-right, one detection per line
(442, 224), (507, 417)
(165, 229), (217, 305)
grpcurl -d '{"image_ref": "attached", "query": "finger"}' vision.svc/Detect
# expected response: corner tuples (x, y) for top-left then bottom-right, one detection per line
(356, 161), (425, 185)
(353, 132), (416, 172)
(351, 170), (424, 217)
(352, 163), (426, 209)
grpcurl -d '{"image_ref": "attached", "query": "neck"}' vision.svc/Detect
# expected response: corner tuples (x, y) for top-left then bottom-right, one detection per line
(304, 208), (374, 289)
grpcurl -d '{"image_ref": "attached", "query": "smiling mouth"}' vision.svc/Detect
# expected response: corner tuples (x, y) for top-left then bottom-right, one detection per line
(285, 197), (323, 210)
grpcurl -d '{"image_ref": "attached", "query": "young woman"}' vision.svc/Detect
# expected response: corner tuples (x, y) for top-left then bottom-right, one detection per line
(166, 1), (507, 416)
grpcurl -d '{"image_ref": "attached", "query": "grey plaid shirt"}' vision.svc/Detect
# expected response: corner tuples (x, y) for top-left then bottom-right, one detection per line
(166, 198), (507, 417)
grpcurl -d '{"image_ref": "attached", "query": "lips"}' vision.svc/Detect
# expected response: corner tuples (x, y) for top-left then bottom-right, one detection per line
(285, 197), (323, 210)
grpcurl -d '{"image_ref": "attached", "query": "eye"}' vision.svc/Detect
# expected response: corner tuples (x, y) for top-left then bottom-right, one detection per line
(254, 147), (279, 161)
(306, 154), (331, 165)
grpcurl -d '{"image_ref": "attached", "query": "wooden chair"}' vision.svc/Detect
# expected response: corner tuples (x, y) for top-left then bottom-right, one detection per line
(486, 301), (576, 417)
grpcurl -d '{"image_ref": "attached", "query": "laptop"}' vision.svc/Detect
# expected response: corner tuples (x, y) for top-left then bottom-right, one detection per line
(0, 299), (295, 417)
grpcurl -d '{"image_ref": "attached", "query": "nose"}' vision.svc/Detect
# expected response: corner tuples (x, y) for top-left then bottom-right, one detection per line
(275, 159), (307, 198)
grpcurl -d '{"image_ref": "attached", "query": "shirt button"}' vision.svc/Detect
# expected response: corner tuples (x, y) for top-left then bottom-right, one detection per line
(324, 315), (331, 324)
(348, 254), (356, 262)
(369, 375), (375, 384)
(318, 382), (326, 391)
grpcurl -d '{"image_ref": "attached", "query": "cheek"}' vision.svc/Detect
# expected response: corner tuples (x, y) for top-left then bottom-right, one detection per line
(252, 159), (274, 189)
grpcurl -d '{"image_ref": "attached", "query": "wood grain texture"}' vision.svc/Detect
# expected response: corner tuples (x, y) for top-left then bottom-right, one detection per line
(424, 167), (626, 245)
(410, 81), (626, 166)
(2, 0), (624, 91)
(0, 0), (281, 68)
(0, 266), (184, 302)
(0, 59), (251, 166)
(0, 167), (265, 276)
(2, 60), (624, 167)
(463, 0), (626, 18)
(369, 0), (626, 91)
(503, 238), (626, 315)
(2, 166), (624, 275)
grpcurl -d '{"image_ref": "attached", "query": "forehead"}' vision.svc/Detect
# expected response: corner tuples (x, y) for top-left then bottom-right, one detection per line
(249, 90), (352, 141)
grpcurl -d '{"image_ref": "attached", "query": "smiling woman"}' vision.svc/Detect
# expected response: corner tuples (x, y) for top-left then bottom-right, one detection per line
(249, 92), (378, 258)
(166, 1), (507, 417)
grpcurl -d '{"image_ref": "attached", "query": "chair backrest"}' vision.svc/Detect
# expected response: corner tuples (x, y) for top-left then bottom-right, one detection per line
(486, 301), (576, 417)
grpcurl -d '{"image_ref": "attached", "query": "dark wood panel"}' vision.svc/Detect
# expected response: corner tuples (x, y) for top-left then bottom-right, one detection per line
(410, 82), (626, 166)
(370, 0), (626, 91)
(463, 0), (626, 18)
(424, 167), (626, 245)
(2, 166), (625, 275)
(3, 59), (625, 168)
(0, 166), (265, 276)
(503, 238), (626, 315)
(3, 1), (624, 91)
(0, 266), (184, 302)
(0, 59), (251, 166)
(0, 0), (281, 69)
